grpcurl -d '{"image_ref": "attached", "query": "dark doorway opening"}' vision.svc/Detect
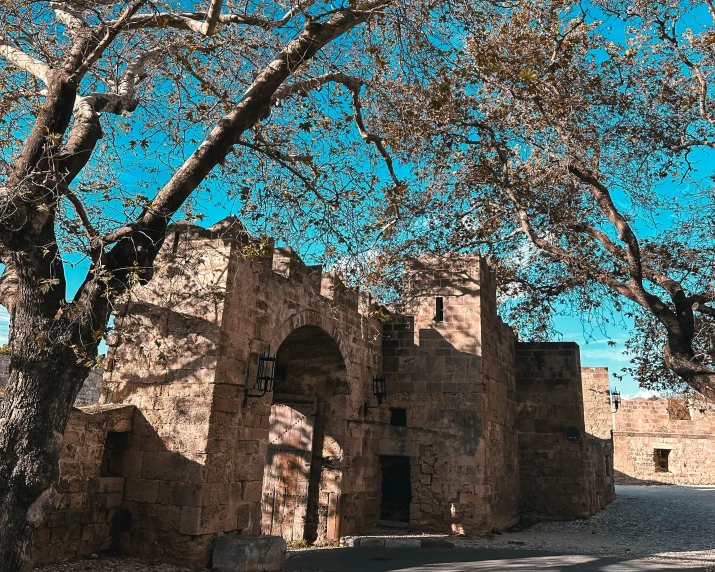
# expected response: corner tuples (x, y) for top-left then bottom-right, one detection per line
(380, 456), (412, 522)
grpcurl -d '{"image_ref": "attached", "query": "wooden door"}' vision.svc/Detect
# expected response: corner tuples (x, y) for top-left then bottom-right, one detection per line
(261, 397), (316, 541)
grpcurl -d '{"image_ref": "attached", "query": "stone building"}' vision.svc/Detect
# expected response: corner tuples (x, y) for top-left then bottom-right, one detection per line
(611, 393), (715, 485)
(8, 218), (615, 567)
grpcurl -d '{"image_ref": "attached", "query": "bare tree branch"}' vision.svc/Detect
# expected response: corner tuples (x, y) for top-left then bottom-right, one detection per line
(100, 4), (389, 248)
(274, 71), (401, 187)
(121, 1), (317, 34)
(59, 183), (98, 239)
(73, 0), (147, 78)
(0, 38), (49, 85)
(657, 18), (715, 126)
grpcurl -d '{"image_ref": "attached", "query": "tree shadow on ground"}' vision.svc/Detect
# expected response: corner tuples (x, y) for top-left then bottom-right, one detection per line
(285, 548), (708, 571)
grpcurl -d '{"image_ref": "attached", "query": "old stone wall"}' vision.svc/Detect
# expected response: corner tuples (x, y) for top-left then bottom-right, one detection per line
(580, 367), (616, 510)
(380, 256), (519, 535)
(32, 405), (135, 564)
(102, 220), (382, 565)
(0, 354), (102, 405)
(582, 367), (613, 440)
(478, 260), (520, 530)
(102, 222), (236, 564)
(515, 343), (612, 519)
(613, 397), (715, 485)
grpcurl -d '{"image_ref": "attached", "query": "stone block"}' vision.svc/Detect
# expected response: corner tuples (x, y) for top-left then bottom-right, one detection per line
(385, 538), (422, 548)
(212, 535), (286, 572)
(124, 479), (160, 503)
(171, 482), (204, 506)
(179, 504), (236, 535)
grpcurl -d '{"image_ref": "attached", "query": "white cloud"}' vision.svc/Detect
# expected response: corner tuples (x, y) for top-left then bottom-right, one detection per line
(580, 347), (632, 363)
(623, 388), (660, 399)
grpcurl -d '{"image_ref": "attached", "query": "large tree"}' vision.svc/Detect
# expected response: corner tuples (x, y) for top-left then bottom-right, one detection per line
(0, 0), (447, 567)
(374, 0), (715, 398)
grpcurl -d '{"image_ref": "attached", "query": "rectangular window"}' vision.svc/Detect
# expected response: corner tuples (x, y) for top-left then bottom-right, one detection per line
(390, 408), (407, 427)
(654, 448), (670, 472)
(435, 297), (444, 322)
(100, 431), (131, 477)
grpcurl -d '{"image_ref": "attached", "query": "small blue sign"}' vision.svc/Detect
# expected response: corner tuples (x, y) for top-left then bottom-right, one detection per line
(565, 426), (581, 442)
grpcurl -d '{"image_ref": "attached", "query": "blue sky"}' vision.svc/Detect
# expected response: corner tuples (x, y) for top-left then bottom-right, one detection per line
(2, 1), (702, 401)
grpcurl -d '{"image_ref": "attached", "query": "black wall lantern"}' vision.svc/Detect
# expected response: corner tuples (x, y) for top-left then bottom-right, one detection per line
(611, 387), (621, 412)
(244, 346), (277, 404)
(364, 375), (387, 416)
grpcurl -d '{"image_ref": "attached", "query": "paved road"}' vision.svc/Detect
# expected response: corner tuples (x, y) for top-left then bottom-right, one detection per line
(288, 486), (715, 571)
(286, 547), (707, 571)
(453, 486), (715, 562)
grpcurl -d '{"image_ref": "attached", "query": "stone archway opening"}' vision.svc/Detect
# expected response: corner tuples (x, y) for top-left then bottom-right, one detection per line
(260, 325), (348, 544)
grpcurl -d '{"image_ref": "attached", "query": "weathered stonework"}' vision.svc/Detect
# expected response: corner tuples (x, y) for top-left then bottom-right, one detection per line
(31, 404), (136, 563)
(381, 256), (519, 534)
(16, 218), (615, 568)
(612, 395), (715, 485)
(516, 345), (615, 518)
(578, 367), (715, 486)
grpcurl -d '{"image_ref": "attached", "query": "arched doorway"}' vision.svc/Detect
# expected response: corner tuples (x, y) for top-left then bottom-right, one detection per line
(260, 325), (348, 544)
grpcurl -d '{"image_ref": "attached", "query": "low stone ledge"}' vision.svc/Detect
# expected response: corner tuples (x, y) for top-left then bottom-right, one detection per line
(212, 535), (286, 572)
(341, 536), (455, 549)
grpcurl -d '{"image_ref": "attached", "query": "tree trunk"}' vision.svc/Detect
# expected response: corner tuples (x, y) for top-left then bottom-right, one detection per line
(0, 275), (92, 571)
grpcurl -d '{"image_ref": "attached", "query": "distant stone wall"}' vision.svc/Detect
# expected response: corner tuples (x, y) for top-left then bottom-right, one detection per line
(0, 354), (103, 405)
(515, 343), (614, 519)
(581, 367), (616, 509)
(614, 397), (715, 485)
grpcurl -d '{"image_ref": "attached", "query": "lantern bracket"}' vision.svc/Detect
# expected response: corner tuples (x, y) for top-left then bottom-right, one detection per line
(363, 375), (387, 416)
(244, 346), (277, 404)
(610, 387), (622, 413)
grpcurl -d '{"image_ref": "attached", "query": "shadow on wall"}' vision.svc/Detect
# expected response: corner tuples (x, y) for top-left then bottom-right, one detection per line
(33, 405), (220, 566)
(380, 300), (521, 536)
(103, 298), (224, 403)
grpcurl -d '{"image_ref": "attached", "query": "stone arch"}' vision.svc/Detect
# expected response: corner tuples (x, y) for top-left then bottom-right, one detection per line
(268, 310), (352, 369)
(261, 313), (353, 544)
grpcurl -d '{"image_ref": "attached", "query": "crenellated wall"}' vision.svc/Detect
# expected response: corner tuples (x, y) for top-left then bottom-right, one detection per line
(99, 218), (382, 563)
(19, 219), (616, 568)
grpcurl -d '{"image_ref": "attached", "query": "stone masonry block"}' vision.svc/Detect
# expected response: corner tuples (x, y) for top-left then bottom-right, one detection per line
(124, 479), (160, 504)
(212, 535), (286, 572)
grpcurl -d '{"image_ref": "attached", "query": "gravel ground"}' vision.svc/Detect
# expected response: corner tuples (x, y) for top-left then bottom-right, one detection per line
(36, 485), (715, 571)
(451, 485), (715, 564)
(36, 557), (206, 572)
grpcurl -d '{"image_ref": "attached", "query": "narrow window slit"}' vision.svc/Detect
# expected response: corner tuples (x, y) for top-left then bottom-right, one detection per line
(435, 297), (444, 323)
